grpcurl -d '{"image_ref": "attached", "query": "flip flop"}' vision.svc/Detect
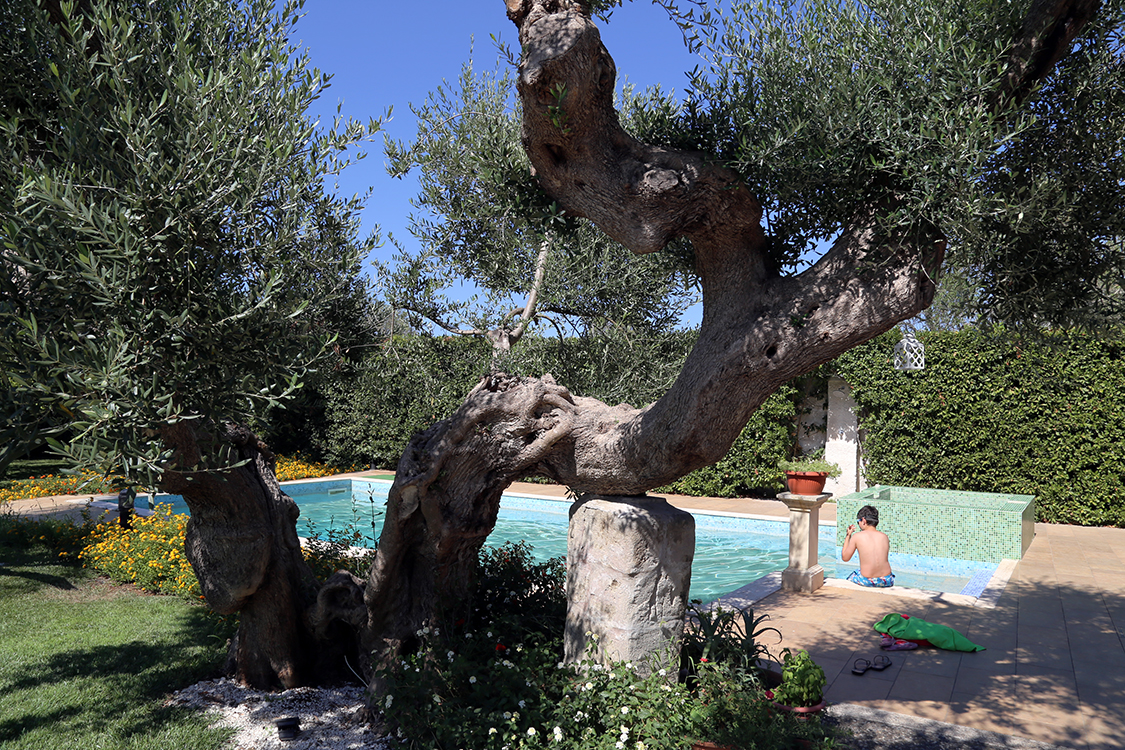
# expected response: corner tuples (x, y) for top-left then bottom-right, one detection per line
(882, 638), (918, 651)
(852, 658), (872, 675)
(871, 655), (892, 671)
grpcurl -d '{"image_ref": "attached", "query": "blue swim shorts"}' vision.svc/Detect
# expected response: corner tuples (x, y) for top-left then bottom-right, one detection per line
(847, 570), (895, 588)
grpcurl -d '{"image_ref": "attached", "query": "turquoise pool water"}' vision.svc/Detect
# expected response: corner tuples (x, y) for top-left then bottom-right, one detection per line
(148, 478), (996, 603)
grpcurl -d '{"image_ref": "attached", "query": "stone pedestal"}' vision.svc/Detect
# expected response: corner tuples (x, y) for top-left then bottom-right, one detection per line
(565, 495), (695, 673)
(777, 492), (830, 594)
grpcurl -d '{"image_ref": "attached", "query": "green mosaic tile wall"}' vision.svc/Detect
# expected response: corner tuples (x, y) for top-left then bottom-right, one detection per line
(835, 485), (1035, 563)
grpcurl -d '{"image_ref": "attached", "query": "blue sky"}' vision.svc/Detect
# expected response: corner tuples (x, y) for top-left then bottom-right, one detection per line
(289, 1), (703, 287)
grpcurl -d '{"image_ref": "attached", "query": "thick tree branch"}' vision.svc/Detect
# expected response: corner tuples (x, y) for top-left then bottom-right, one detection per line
(999, 0), (1102, 110)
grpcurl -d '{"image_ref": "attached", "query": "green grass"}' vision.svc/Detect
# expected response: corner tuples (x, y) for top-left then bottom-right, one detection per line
(0, 545), (235, 749)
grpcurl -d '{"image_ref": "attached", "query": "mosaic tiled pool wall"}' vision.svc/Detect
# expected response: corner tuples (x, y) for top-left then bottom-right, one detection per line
(836, 485), (1035, 563)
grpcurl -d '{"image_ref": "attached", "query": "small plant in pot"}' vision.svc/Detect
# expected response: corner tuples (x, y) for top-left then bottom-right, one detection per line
(766, 648), (827, 718)
(778, 450), (841, 495)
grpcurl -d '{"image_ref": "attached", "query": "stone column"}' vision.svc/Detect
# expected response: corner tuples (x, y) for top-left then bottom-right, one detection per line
(565, 495), (695, 673)
(777, 492), (830, 593)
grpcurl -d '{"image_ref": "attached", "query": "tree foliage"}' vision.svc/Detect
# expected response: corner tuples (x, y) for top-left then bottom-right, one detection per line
(0, 0), (383, 481)
(633, 0), (1124, 325)
(380, 60), (699, 344)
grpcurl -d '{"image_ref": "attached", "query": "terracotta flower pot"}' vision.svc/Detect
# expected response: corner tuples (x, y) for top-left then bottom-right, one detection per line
(784, 471), (829, 496)
(764, 690), (827, 720)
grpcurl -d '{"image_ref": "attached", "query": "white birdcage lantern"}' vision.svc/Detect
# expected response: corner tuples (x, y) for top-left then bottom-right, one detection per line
(893, 330), (925, 371)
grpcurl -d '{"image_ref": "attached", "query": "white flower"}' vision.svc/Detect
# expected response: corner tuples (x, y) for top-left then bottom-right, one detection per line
(658, 669), (667, 677)
(489, 728), (498, 736)
(518, 700), (526, 709)
(469, 676), (477, 684)
(527, 727), (537, 737)
(616, 742), (624, 749)
(503, 712), (512, 720)
(575, 711), (585, 721)
(384, 695), (393, 709)
(432, 694), (442, 704)
(636, 743), (646, 750)
(553, 726), (563, 741)
(557, 662), (566, 669)
(620, 706), (629, 714)
(487, 631), (493, 638)
(447, 650), (455, 661)
(584, 682), (594, 691)
(465, 633), (472, 638)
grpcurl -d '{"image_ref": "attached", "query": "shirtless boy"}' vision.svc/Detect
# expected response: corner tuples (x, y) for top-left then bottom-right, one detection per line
(842, 505), (894, 587)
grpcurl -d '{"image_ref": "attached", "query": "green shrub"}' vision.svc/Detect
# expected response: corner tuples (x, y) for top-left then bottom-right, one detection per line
(835, 328), (1125, 526)
(375, 541), (835, 750)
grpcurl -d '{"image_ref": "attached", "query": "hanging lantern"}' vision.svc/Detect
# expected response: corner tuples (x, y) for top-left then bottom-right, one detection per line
(893, 330), (925, 371)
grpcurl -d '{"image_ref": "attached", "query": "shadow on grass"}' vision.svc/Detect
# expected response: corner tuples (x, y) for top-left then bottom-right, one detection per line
(0, 564), (77, 590)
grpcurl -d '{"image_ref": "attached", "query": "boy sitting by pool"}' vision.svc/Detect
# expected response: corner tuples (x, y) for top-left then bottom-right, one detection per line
(842, 505), (894, 587)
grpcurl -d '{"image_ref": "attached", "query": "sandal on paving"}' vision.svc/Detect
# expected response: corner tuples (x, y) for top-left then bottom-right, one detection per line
(871, 655), (892, 671)
(852, 658), (872, 675)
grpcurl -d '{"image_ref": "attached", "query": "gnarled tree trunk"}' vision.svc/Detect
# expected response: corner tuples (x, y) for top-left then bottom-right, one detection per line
(160, 422), (359, 689)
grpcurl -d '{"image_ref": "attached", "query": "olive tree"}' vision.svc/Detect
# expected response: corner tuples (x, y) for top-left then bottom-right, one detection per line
(358, 0), (1120, 668)
(1, 0), (382, 687)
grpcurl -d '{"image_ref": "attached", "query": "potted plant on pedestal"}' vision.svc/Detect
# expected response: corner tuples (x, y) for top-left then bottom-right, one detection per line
(778, 451), (841, 496)
(765, 648), (827, 719)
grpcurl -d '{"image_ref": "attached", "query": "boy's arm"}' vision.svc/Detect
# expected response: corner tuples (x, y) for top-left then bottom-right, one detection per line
(842, 524), (857, 562)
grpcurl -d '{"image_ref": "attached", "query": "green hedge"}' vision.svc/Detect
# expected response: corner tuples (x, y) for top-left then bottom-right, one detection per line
(835, 329), (1125, 527)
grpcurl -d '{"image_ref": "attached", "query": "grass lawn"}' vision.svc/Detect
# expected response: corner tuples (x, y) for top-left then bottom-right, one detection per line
(0, 545), (234, 749)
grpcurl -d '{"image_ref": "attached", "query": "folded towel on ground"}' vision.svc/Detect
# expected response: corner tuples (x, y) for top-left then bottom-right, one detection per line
(873, 613), (985, 652)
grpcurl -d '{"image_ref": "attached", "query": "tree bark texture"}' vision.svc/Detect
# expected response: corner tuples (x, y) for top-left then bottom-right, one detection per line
(160, 422), (355, 689)
(361, 0), (1103, 667)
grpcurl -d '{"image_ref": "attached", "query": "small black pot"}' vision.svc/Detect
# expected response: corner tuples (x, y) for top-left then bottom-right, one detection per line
(275, 716), (301, 741)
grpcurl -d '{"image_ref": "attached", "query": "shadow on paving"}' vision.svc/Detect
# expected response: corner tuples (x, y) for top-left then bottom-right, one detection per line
(824, 705), (1066, 750)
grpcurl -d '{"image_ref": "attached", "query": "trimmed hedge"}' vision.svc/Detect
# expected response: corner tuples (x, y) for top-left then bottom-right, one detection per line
(835, 328), (1125, 527)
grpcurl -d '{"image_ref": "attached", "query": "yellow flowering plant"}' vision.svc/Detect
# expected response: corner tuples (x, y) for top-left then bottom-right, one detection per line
(81, 506), (202, 600)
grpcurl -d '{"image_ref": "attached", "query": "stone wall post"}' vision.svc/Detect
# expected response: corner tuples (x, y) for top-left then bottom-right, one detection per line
(565, 495), (695, 672)
(777, 491), (830, 593)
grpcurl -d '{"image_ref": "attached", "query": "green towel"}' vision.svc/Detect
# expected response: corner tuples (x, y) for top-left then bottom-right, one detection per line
(873, 613), (985, 652)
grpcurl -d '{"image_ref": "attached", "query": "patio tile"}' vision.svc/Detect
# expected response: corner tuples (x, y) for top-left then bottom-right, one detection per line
(898, 650), (962, 678)
(887, 672), (955, 704)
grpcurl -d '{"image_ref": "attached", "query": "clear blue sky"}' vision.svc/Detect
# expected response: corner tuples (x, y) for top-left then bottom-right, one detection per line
(288, 1), (703, 286)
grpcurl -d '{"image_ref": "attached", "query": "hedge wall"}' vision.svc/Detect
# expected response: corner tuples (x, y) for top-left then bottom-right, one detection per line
(835, 329), (1125, 527)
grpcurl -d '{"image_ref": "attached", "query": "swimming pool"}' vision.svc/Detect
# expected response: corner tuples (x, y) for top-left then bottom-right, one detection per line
(147, 478), (997, 603)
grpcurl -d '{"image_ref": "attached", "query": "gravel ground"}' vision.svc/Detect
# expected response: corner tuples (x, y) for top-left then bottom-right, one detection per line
(169, 679), (1066, 750)
(168, 678), (389, 749)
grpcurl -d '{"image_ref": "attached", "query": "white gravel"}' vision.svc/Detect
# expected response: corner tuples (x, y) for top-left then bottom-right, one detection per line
(168, 678), (392, 749)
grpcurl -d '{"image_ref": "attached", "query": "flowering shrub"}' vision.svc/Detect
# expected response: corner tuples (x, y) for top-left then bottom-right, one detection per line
(274, 453), (359, 482)
(81, 506), (202, 600)
(0, 514), (93, 563)
(0, 454), (356, 505)
(0, 471), (124, 504)
(376, 542), (836, 750)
